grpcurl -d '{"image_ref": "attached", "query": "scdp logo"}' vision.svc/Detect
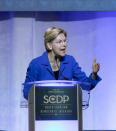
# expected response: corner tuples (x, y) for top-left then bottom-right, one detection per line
(43, 95), (69, 104)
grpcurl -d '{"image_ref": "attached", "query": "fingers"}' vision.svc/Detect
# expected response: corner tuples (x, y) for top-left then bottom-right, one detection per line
(97, 63), (100, 69)
(93, 58), (100, 67)
(95, 63), (100, 69)
(93, 57), (96, 63)
(92, 58), (100, 73)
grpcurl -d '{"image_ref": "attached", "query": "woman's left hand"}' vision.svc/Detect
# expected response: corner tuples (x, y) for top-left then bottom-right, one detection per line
(92, 58), (100, 73)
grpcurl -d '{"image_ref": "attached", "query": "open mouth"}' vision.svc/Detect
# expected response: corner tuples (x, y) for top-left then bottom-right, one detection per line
(60, 48), (66, 51)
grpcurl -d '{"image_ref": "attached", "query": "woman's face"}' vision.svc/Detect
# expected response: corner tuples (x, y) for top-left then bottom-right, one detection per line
(50, 33), (67, 57)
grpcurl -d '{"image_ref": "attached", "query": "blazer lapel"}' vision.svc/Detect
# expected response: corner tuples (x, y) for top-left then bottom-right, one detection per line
(41, 52), (69, 77)
(60, 61), (65, 73)
(59, 56), (68, 79)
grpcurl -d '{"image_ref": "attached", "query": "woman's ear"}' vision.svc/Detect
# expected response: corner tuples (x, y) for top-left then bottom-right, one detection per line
(46, 42), (52, 51)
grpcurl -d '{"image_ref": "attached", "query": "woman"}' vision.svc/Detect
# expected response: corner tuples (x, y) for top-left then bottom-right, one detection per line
(23, 27), (101, 100)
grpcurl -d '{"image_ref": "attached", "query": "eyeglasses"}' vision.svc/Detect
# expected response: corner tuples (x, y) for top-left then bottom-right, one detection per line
(52, 39), (67, 45)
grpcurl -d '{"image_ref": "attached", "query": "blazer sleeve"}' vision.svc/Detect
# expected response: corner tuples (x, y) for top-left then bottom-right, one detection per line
(23, 60), (40, 100)
(71, 56), (102, 90)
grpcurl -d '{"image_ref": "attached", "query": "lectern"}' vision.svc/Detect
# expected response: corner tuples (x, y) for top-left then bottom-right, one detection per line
(26, 80), (86, 131)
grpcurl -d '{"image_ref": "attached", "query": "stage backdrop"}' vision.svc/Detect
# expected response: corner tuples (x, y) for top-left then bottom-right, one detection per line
(0, 11), (116, 131)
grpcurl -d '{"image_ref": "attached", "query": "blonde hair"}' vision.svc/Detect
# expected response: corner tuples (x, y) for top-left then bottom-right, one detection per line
(44, 27), (67, 51)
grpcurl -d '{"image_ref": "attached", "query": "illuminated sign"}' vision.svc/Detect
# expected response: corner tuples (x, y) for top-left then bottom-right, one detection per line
(35, 86), (77, 120)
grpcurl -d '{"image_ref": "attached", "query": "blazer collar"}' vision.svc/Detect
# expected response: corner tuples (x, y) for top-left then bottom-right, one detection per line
(41, 51), (68, 64)
(41, 51), (69, 74)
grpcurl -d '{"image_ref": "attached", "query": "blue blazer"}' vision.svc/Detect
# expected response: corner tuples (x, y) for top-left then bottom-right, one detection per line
(23, 51), (101, 99)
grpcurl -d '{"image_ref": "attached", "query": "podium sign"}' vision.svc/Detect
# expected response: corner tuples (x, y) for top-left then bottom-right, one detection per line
(35, 86), (77, 120)
(28, 80), (82, 131)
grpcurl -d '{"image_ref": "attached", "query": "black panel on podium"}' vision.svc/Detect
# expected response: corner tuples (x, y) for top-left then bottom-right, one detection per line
(25, 80), (89, 131)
